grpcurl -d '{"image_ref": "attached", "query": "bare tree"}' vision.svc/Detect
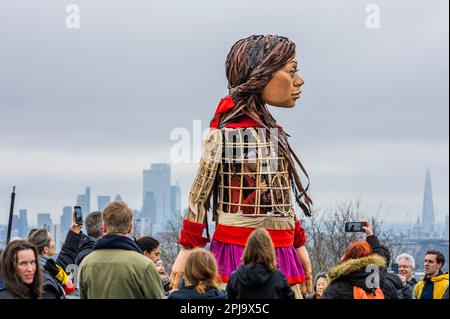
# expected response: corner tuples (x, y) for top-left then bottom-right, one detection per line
(304, 200), (405, 276)
(158, 214), (184, 273)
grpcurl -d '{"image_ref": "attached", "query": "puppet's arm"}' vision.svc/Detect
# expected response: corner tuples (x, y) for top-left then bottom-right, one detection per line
(178, 128), (222, 248)
(170, 129), (222, 289)
(294, 218), (313, 295)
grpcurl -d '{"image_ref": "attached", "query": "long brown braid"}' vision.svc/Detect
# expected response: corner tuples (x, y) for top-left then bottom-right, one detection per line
(218, 34), (313, 217)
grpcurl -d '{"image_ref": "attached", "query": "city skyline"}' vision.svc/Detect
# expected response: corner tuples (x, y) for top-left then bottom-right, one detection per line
(2, 165), (448, 229)
(1, 164), (448, 255)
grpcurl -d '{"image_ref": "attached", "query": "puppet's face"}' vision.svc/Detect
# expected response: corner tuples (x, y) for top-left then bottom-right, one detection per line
(261, 56), (304, 108)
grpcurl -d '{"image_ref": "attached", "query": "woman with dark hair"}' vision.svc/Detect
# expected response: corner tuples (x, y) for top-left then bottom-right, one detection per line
(136, 236), (161, 263)
(307, 273), (328, 299)
(226, 228), (295, 299)
(0, 240), (42, 299)
(168, 248), (226, 299)
(136, 236), (171, 293)
(171, 35), (313, 298)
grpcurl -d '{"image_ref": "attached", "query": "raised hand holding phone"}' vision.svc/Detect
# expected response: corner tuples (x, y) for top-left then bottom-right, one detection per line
(71, 206), (83, 234)
(361, 220), (373, 236)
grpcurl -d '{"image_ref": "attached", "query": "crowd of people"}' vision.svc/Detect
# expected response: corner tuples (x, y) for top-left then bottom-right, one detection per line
(0, 200), (448, 300)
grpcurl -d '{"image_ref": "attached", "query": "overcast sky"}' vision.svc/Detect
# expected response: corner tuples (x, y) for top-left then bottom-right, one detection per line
(0, 0), (448, 226)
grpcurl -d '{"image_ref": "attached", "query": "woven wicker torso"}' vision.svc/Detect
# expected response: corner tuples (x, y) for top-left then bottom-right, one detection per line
(217, 128), (294, 217)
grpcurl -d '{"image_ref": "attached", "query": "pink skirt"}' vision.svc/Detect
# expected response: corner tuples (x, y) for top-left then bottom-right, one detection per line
(210, 238), (305, 285)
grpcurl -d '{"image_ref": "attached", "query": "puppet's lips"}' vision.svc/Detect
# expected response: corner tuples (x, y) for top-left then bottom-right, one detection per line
(292, 91), (302, 98)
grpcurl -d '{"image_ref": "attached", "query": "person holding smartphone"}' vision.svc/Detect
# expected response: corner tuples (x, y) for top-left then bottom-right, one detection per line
(27, 207), (84, 298)
(321, 221), (390, 299)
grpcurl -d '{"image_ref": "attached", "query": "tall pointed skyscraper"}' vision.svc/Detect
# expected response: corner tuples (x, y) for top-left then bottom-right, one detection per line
(421, 169), (435, 236)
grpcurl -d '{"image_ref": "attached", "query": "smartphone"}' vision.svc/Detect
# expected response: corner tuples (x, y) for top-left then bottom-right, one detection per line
(345, 222), (366, 232)
(74, 206), (83, 225)
(392, 263), (399, 274)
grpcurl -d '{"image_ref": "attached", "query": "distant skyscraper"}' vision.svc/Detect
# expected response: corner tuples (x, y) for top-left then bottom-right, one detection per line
(0, 225), (7, 249)
(37, 213), (53, 232)
(18, 209), (28, 239)
(77, 194), (87, 214)
(97, 195), (111, 211)
(114, 194), (122, 202)
(12, 215), (20, 238)
(53, 224), (61, 252)
(85, 187), (91, 213)
(171, 185), (181, 219)
(60, 206), (72, 238)
(421, 169), (435, 236)
(142, 191), (157, 224)
(143, 164), (171, 226)
(76, 186), (91, 215)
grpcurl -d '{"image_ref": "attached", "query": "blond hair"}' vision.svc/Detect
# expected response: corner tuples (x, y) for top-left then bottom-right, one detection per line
(242, 228), (277, 271)
(185, 248), (222, 294)
(102, 201), (132, 234)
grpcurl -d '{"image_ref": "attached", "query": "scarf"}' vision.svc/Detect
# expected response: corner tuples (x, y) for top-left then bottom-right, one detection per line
(39, 256), (75, 295)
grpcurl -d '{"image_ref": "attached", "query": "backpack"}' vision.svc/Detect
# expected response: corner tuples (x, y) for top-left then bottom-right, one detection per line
(353, 286), (385, 299)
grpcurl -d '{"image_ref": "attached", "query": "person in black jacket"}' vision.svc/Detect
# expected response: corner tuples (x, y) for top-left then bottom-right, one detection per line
(27, 212), (83, 299)
(321, 221), (388, 299)
(0, 240), (42, 299)
(379, 245), (412, 299)
(75, 211), (103, 266)
(168, 248), (227, 299)
(226, 228), (295, 299)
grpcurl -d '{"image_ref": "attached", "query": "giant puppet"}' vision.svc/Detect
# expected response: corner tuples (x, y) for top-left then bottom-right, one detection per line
(171, 35), (313, 298)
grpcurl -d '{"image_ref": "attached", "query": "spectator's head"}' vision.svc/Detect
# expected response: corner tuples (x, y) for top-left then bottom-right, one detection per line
(27, 229), (37, 238)
(0, 240), (42, 299)
(242, 228), (277, 271)
(396, 253), (416, 281)
(342, 241), (372, 262)
(184, 248), (222, 294)
(155, 260), (166, 275)
(136, 236), (161, 263)
(314, 273), (329, 297)
(84, 211), (103, 239)
(424, 250), (445, 277)
(102, 201), (133, 235)
(27, 229), (55, 257)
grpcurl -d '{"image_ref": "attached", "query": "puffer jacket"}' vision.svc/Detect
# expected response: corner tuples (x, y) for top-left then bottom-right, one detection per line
(321, 235), (388, 299)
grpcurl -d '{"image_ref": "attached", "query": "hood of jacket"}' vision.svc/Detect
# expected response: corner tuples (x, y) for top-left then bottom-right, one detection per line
(93, 234), (141, 253)
(235, 263), (275, 287)
(327, 254), (387, 288)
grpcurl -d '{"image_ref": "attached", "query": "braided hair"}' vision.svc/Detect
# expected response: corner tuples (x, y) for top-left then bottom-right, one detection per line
(219, 34), (313, 216)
